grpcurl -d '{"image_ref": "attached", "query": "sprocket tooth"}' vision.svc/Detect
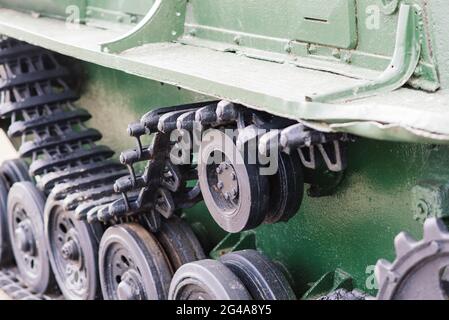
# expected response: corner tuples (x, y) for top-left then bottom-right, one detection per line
(394, 232), (417, 258)
(423, 218), (449, 242)
(375, 259), (393, 288)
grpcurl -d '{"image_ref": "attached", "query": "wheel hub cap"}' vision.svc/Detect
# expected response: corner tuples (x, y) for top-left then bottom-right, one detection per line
(15, 221), (35, 255)
(215, 162), (239, 202)
(116, 270), (144, 300)
(61, 239), (80, 261)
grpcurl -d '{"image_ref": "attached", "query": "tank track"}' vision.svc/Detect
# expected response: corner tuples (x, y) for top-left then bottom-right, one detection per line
(0, 37), (127, 215)
(0, 38), (130, 296)
(0, 268), (62, 300)
(0, 37), (350, 300)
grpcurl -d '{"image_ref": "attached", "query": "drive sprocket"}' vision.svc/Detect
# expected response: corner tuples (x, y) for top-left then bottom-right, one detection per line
(375, 218), (449, 300)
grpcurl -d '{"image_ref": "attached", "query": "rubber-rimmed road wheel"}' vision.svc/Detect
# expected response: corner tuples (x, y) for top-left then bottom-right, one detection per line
(0, 159), (31, 187)
(169, 259), (252, 300)
(7, 182), (55, 293)
(220, 250), (296, 300)
(264, 151), (304, 224)
(99, 223), (173, 300)
(198, 129), (269, 233)
(45, 195), (100, 300)
(0, 176), (12, 266)
(0, 159), (31, 266)
(155, 216), (206, 271)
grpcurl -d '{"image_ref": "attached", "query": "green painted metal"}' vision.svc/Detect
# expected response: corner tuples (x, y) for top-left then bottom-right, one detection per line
(0, 0), (86, 20)
(302, 269), (354, 299)
(312, 4), (421, 103)
(0, 1), (446, 144)
(74, 62), (449, 297)
(85, 0), (155, 28)
(101, 0), (186, 53)
(1, 0), (449, 299)
(185, 0), (358, 49)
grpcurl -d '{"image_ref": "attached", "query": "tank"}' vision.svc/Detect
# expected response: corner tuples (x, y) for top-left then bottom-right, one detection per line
(0, 0), (448, 300)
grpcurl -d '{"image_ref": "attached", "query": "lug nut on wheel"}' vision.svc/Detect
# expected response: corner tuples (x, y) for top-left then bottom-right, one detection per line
(117, 271), (143, 300)
(15, 222), (34, 254)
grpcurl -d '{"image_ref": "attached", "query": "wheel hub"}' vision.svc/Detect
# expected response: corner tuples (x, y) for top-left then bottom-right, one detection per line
(116, 269), (144, 300)
(61, 239), (80, 261)
(215, 162), (239, 202)
(15, 221), (35, 255)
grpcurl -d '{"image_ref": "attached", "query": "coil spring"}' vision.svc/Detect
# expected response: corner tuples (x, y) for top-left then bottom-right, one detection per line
(0, 38), (127, 221)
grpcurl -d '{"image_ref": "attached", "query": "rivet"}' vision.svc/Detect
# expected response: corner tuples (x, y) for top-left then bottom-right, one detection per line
(233, 36), (241, 45)
(343, 52), (352, 64)
(332, 49), (341, 59)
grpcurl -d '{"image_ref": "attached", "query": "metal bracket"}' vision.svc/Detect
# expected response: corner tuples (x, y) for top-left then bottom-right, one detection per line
(310, 4), (422, 103)
(298, 141), (347, 172)
(101, 0), (187, 53)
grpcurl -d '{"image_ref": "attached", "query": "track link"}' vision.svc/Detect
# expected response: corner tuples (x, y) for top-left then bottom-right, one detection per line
(0, 38), (127, 298)
(0, 37), (126, 213)
(0, 269), (62, 300)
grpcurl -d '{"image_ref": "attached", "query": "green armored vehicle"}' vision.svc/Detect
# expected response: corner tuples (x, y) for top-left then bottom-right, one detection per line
(0, 0), (447, 300)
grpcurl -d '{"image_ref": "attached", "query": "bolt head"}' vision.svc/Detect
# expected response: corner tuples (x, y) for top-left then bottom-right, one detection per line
(117, 280), (136, 300)
(15, 226), (31, 253)
(61, 240), (79, 261)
